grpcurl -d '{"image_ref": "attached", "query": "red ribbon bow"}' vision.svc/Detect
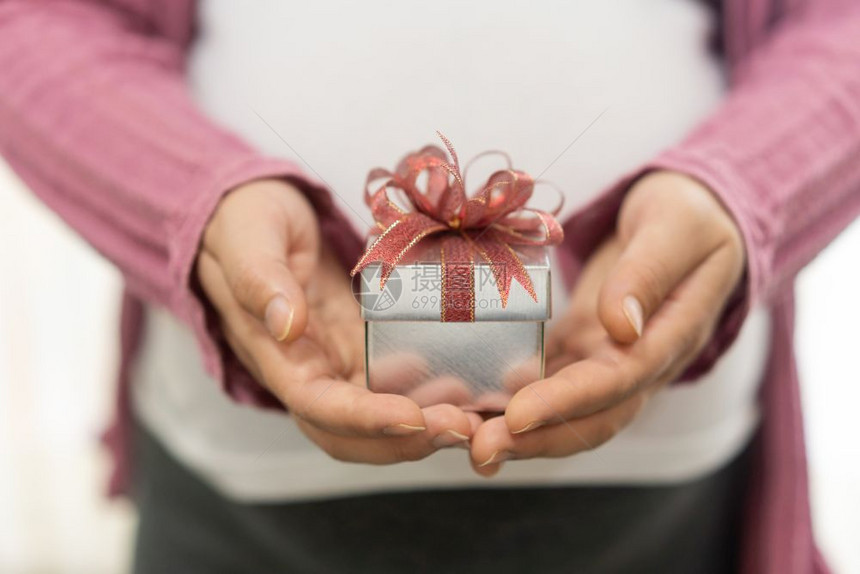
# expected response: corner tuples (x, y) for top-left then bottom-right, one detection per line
(350, 132), (564, 322)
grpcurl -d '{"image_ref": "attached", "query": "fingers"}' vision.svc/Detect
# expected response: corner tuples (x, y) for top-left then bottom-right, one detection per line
(472, 173), (747, 472)
(195, 182), (482, 466)
(471, 391), (647, 477)
(202, 247), (436, 443)
(505, 247), (741, 437)
(201, 251), (422, 438)
(235, 258), (309, 344)
(598, 172), (745, 344)
(278, 375), (430, 438)
(598, 221), (711, 344)
(297, 403), (473, 464)
(210, 230), (309, 343)
(423, 403), (474, 448)
(503, 345), (649, 434)
(197, 251), (327, 380)
(545, 238), (621, 365)
(653, 245), (745, 373)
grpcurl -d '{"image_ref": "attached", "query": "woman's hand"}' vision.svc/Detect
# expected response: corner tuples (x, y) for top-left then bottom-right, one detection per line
(469, 171), (746, 476)
(196, 179), (475, 463)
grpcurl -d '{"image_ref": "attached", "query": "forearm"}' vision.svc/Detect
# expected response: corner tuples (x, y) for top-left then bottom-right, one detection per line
(657, 1), (860, 303)
(0, 1), (362, 401)
(558, 1), (860, 378)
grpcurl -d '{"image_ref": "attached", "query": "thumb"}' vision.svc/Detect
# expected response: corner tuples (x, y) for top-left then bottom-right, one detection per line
(597, 223), (708, 344)
(203, 183), (318, 343)
(227, 254), (310, 343)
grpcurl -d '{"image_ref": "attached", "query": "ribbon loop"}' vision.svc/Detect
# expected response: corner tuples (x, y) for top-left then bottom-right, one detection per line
(351, 134), (564, 322)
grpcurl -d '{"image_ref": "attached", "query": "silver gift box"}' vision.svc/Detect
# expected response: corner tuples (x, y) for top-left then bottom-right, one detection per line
(357, 240), (551, 413)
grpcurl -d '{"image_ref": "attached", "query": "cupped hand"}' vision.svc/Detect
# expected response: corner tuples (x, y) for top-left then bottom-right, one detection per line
(469, 171), (746, 476)
(196, 179), (475, 463)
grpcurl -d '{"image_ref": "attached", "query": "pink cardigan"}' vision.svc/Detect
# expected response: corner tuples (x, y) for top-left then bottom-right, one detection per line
(1, 1), (859, 572)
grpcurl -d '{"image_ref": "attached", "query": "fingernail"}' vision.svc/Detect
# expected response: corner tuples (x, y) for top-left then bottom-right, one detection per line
(265, 295), (294, 342)
(512, 420), (545, 434)
(383, 423), (427, 436)
(432, 430), (470, 449)
(478, 450), (512, 467)
(622, 295), (644, 338)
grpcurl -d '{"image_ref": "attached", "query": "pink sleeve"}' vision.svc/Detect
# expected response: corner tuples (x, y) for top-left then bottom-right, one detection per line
(0, 1), (363, 406)
(557, 1), (860, 380)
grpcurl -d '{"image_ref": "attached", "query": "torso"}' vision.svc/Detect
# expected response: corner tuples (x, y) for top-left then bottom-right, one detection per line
(132, 0), (770, 501)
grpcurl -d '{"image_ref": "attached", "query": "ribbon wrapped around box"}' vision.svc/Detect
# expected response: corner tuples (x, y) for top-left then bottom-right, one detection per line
(351, 133), (564, 412)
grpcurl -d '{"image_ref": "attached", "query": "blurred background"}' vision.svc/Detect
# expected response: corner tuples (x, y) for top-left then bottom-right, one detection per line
(1, 155), (859, 573)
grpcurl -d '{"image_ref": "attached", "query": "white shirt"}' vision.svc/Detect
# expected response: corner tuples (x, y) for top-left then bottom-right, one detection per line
(132, 0), (770, 502)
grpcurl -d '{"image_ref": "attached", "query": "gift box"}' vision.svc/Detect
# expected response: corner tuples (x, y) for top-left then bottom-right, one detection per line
(356, 239), (551, 412)
(351, 133), (563, 413)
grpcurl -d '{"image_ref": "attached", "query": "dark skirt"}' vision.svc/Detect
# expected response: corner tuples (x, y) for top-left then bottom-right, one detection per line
(132, 421), (750, 574)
